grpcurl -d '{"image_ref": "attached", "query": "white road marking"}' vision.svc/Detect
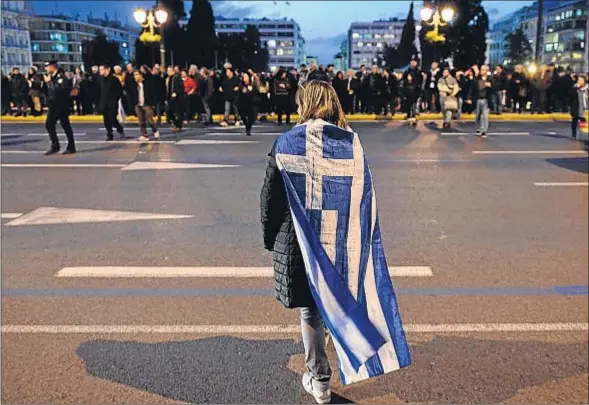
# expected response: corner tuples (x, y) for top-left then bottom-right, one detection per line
(55, 266), (433, 278)
(1, 133), (87, 137)
(204, 132), (282, 136)
(1, 213), (23, 219)
(121, 161), (239, 171)
(176, 140), (259, 145)
(1, 150), (43, 154)
(2, 323), (586, 334)
(441, 132), (531, 136)
(1, 164), (125, 168)
(212, 125), (265, 130)
(75, 140), (176, 144)
(472, 150), (587, 155)
(5, 207), (193, 226)
(534, 182), (589, 187)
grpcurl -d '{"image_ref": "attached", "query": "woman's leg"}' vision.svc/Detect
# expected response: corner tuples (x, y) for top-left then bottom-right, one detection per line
(300, 307), (332, 383)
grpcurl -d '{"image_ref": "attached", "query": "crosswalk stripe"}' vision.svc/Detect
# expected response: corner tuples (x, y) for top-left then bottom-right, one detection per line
(204, 132), (282, 136)
(441, 132), (531, 136)
(1, 164), (125, 168)
(0, 133), (87, 137)
(2, 323), (586, 334)
(1, 213), (23, 219)
(534, 182), (588, 187)
(176, 140), (259, 145)
(55, 266), (433, 278)
(473, 150), (587, 155)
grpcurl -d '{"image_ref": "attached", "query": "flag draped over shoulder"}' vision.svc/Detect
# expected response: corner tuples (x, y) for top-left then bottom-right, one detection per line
(274, 118), (410, 385)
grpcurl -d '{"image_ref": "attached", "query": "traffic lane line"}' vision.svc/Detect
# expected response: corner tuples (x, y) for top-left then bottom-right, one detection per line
(55, 266), (434, 278)
(0, 133), (87, 137)
(1, 164), (126, 168)
(472, 151), (587, 155)
(2, 323), (587, 334)
(1, 213), (23, 219)
(2, 285), (587, 297)
(534, 182), (588, 187)
(441, 132), (531, 136)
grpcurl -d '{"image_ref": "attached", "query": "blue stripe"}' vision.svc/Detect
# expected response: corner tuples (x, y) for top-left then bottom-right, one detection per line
(356, 159), (373, 305)
(364, 352), (385, 377)
(322, 125), (354, 159)
(322, 176), (352, 278)
(275, 125), (307, 157)
(372, 219), (411, 368)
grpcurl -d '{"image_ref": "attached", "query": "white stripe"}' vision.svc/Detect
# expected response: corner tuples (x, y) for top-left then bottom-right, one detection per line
(75, 140), (176, 144)
(0, 133), (87, 137)
(473, 150), (587, 155)
(346, 134), (365, 300)
(54, 266), (433, 278)
(2, 323), (586, 334)
(440, 132), (531, 136)
(204, 132), (282, 136)
(1, 213), (23, 219)
(176, 140), (259, 145)
(1, 150), (43, 154)
(534, 182), (588, 187)
(1, 164), (125, 168)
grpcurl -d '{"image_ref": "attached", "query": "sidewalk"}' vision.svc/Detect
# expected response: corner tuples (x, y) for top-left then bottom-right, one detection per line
(0, 112), (571, 124)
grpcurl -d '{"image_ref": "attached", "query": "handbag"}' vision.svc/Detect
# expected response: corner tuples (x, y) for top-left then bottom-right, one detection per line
(444, 96), (458, 111)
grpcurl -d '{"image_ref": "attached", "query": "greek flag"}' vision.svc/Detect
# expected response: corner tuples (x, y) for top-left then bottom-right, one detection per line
(274, 119), (411, 385)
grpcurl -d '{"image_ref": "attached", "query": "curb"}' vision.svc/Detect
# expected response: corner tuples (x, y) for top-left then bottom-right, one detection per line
(0, 113), (571, 124)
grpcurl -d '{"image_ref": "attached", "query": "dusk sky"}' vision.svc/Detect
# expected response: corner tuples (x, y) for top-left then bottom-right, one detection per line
(32, 0), (534, 63)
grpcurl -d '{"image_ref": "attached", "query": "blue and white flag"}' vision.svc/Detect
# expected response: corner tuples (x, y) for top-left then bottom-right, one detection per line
(274, 119), (411, 385)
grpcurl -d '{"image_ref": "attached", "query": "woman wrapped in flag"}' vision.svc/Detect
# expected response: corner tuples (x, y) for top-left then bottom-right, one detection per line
(261, 80), (410, 404)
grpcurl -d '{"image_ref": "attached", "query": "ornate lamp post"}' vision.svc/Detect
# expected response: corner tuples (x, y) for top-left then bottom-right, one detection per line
(134, 7), (168, 67)
(420, 4), (454, 43)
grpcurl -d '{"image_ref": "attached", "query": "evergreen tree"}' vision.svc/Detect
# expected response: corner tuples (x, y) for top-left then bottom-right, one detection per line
(134, 38), (154, 67)
(159, 0), (186, 67)
(81, 31), (122, 70)
(504, 28), (533, 66)
(185, 0), (217, 67)
(397, 1), (418, 67)
(244, 25), (268, 72)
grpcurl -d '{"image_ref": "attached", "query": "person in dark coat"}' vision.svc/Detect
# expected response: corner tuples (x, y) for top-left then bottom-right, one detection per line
(27, 67), (44, 116)
(219, 68), (240, 127)
(569, 75), (588, 139)
(151, 65), (166, 125)
(79, 73), (93, 115)
(165, 65), (185, 131)
(343, 70), (359, 114)
(510, 65), (528, 114)
(198, 67), (214, 124)
(424, 61), (442, 112)
(403, 59), (423, 117)
(10, 67), (29, 116)
(272, 70), (292, 125)
(401, 72), (419, 125)
(90, 65), (101, 114)
(238, 72), (258, 136)
(530, 64), (552, 114)
(491, 65), (507, 114)
(367, 65), (385, 114)
(332, 71), (347, 109)
(43, 61), (76, 155)
(98, 65), (125, 141)
(382, 67), (398, 115)
(1, 73), (11, 115)
(131, 70), (160, 141)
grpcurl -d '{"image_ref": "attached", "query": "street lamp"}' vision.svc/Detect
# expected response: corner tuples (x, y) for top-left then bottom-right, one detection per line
(421, 4), (455, 43)
(134, 7), (168, 67)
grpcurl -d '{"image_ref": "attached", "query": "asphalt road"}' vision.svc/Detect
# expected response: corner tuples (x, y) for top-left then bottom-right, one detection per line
(1, 119), (588, 404)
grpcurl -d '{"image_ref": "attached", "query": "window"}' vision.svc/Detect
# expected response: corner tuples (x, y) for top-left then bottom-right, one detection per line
(352, 33), (359, 39)
(357, 42), (363, 47)
(277, 48), (284, 56)
(545, 43), (554, 52)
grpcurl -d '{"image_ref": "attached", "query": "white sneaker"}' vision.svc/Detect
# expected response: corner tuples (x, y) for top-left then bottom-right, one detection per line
(153, 131), (160, 139)
(138, 135), (149, 142)
(302, 372), (331, 404)
(220, 121), (229, 127)
(234, 121), (240, 127)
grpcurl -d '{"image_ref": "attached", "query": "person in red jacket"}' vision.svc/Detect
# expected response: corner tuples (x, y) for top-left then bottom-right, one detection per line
(181, 70), (197, 124)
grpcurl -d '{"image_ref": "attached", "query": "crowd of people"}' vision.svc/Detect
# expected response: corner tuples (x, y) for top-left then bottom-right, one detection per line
(1, 58), (587, 149)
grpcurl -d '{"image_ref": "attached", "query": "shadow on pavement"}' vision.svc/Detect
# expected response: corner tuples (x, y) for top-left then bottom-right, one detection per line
(1, 138), (43, 147)
(76, 336), (355, 404)
(545, 157), (589, 174)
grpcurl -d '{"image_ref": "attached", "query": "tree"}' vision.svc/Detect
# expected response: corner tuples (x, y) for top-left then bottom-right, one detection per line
(243, 25), (268, 72)
(81, 31), (122, 70)
(159, 0), (186, 67)
(504, 28), (533, 66)
(134, 37), (160, 67)
(185, 0), (217, 67)
(218, 33), (246, 70)
(390, 1), (418, 69)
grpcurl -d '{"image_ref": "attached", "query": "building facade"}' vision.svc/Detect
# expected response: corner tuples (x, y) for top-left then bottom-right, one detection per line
(542, 0), (588, 72)
(28, 15), (137, 72)
(1, 0), (33, 74)
(347, 19), (406, 70)
(179, 17), (305, 69)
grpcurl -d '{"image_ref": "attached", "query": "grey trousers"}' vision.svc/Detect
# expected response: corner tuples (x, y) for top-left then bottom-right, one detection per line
(475, 99), (489, 133)
(300, 306), (332, 383)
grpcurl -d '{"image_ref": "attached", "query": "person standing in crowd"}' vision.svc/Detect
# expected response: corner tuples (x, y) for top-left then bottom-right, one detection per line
(332, 71), (347, 109)
(165, 65), (185, 131)
(151, 65), (166, 125)
(403, 58), (423, 116)
(356, 65), (370, 113)
(10, 67), (29, 116)
(79, 73), (93, 115)
(401, 72), (419, 126)
(546, 63), (558, 113)
(132, 70), (160, 142)
(272, 69), (292, 125)
(27, 66), (44, 117)
(344, 69), (358, 115)
(43, 60), (75, 155)
(124, 63), (136, 116)
(70, 67), (83, 115)
(1, 72), (11, 115)
(90, 65), (101, 114)
(219, 67), (240, 127)
(531, 64), (551, 114)
(238, 72), (258, 136)
(424, 61), (441, 113)
(383, 68), (399, 116)
(569, 75), (588, 139)
(99, 64), (125, 141)
(326, 64), (336, 83)
(258, 74), (270, 121)
(308, 63), (329, 82)
(298, 64), (309, 87)
(510, 64), (528, 114)
(468, 64), (493, 138)
(437, 67), (460, 129)
(367, 65), (384, 114)
(113, 66), (127, 123)
(198, 67), (214, 125)
(460, 68), (475, 114)
(491, 65), (506, 114)
(181, 69), (197, 124)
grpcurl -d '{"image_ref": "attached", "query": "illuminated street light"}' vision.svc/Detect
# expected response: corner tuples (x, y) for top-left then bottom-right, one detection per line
(441, 7), (454, 23)
(135, 7), (168, 67)
(421, 5), (455, 43)
(420, 7), (434, 22)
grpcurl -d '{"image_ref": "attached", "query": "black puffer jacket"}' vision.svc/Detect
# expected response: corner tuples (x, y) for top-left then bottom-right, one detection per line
(260, 145), (314, 309)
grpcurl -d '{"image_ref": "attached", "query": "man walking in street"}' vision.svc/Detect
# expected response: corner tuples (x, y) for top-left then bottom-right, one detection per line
(165, 65), (185, 131)
(468, 65), (493, 139)
(43, 60), (76, 155)
(198, 67), (214, 125)
(132, 70), (160, 142)
(219, 67), (240, 127)
(99, 64), (125, 141)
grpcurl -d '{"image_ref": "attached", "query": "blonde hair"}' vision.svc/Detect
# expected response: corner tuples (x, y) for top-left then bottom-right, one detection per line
(296, 80), (349, 129)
